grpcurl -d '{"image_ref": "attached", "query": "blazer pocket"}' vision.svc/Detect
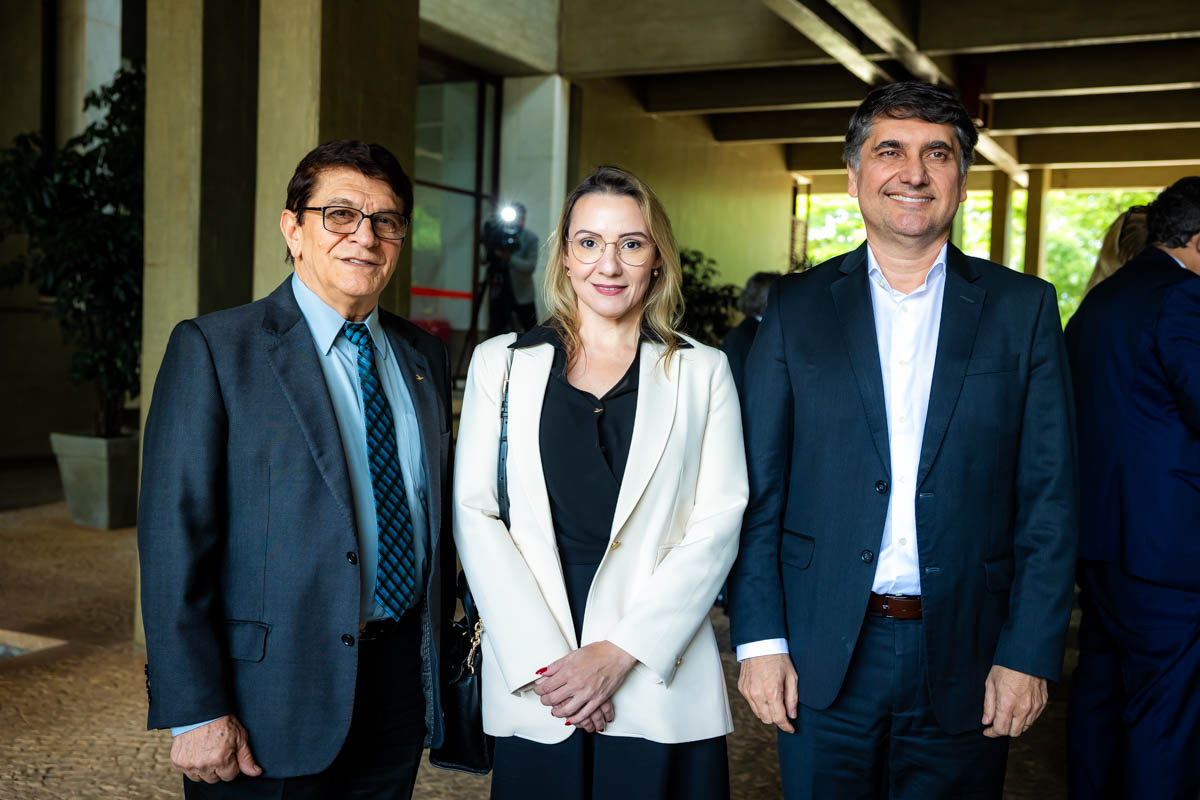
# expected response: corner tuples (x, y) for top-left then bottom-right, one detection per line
(965, 354), (1018, 375)
(780, 530), (815, 570)
(983, 555), (1015, 592)
(223, 620), (269, 662)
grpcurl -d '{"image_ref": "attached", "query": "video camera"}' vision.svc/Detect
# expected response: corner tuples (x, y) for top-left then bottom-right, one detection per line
(483, 204), (523, 257)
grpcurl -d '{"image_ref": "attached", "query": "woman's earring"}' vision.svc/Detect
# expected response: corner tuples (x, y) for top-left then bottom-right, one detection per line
(652, 268), (660, 278)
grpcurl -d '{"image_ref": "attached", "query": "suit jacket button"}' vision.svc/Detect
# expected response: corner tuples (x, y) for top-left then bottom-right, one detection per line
(341, 634), (355, 647)
(875, 480), (889, 494)
(861, 549), (875, 563)
(346, 551), (358, 565)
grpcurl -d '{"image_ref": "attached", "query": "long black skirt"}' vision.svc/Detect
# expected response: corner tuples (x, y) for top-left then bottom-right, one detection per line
(490, 561), (730, 800)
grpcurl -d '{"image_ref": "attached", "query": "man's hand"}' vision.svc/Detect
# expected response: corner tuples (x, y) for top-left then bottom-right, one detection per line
(533, 641), (636, 729)
(981, 665), (1048, 738)
(170, 714), (262, 783)
(738, 653), (798, 733)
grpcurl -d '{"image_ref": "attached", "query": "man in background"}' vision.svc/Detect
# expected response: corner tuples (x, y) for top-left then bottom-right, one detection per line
(485, 201), (539, 335)
(1065, 176), (1200, 799)
(721, 271), (780, 394)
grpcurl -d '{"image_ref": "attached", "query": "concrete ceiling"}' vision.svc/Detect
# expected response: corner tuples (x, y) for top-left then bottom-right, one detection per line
(559, 0), (1200, 185)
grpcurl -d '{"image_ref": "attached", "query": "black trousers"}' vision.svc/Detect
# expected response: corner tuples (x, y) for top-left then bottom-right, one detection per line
(491, 728), (729, 800)
(779, 614), (1009, 800)
(1067, 560), (1200, 800)
(184, 611), (426, 800)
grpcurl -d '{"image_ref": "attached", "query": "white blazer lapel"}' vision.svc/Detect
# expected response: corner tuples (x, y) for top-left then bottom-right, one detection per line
(506, 343), (559, 553)
(610, 340), (680, 542)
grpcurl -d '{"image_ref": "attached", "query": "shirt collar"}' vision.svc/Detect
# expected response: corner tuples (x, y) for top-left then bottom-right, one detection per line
(866, 242), (948, 296)
(291, 272), (389, 360)
(1166, 252), (1189, 271)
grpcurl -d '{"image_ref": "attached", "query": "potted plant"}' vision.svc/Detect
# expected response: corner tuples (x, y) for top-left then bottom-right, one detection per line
(678, 248), (738, 346)
(0, 65), (144, 528)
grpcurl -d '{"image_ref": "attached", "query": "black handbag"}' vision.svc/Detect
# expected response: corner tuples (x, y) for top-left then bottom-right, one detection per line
(430, 350), (514, 774)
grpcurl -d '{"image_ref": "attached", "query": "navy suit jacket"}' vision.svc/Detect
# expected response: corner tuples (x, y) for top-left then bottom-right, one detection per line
(138, 278), (454, 776)
(1065, 247), (1200, 590)
(721, 315), (760, 396)
(728, 243), (1079, 734)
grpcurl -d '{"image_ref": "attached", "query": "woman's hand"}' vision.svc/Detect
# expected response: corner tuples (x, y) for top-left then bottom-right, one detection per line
(532, 641), (637, 729)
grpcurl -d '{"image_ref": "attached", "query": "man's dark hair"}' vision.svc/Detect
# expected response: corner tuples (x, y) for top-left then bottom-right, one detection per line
(739, 271), (781, 317)
(843, 81), (978, 176)
(1146, 176), (1200, 249)
(284, 139), (414, 264)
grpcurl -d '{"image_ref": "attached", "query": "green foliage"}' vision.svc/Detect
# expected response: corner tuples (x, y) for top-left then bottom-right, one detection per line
(678, 248), (738, 346)
(0, 64), (145, 437)
(802, 187), (1155, 327)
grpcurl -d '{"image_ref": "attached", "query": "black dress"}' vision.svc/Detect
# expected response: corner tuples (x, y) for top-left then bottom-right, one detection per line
(490, 326), (730, 800)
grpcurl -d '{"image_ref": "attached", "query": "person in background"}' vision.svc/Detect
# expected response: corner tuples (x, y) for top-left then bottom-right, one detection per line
(721, 271), (780, 394)
(1065, 176), (1200, 800)
(455, 165), (747, 799)
(486, 201), (540, 336)
(1083, 205), (1148, 296)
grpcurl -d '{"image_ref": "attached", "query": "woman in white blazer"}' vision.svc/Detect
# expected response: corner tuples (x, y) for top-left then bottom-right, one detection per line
(454, 166), (748, 799)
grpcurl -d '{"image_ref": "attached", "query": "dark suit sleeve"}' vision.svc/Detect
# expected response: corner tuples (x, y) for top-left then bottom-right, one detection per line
(993, 282), (1079, 681)
(727, 284), (792, 646)
(138, 320), (232, 729)
(1157, 278), (1200, 431)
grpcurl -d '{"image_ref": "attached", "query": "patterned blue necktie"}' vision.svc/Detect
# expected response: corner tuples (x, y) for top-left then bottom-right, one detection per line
(342, 322), (418, 619)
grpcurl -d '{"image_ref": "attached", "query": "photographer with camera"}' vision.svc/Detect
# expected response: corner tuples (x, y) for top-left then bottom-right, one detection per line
(484, 201), (539, 335)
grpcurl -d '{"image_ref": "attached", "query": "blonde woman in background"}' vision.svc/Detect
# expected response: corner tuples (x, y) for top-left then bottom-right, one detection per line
(454, 165), (747, 800)
(1084, 205), (1149, 295)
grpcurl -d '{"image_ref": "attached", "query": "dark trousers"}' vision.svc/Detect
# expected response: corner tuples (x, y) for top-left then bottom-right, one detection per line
(491, 728), (729, 800)
(1067, 560), (1200, 800)
(779, 614), (1008, 800)
(487, 268), (536, 337)
(184, 611), (427, 800)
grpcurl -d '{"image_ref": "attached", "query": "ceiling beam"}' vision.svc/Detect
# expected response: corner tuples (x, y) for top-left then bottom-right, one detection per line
(711, 108), (851, 143)
(989, 89), (1200, 136)
(640, 64), (872, 115)
(917, 0), (1200, 55)
(760, 0), (893, 85)
(1018, 129), (1200, 168)
(968, 40), (1200, 99)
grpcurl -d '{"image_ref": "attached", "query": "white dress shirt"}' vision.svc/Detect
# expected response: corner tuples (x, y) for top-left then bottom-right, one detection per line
(736, 243), (948, 662)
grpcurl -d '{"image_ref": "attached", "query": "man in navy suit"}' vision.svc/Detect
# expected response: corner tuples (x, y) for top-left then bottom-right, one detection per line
(138, 140), (453, 798)
(1065, 177), (1200, 800)
(728, 82), (1078, 798)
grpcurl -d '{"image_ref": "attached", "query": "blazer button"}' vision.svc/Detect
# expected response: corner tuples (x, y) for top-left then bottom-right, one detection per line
(341, 634), (355, 647)
(875, 480), (889, 494)
(346, 551), (358, 565)
(861, 549), (875, 564)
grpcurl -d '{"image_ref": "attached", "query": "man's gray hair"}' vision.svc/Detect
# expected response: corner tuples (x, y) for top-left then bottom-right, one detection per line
(843, 82), (978, 176)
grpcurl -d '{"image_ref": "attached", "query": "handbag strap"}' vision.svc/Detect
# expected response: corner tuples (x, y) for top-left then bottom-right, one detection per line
(497, 348), (515, 529)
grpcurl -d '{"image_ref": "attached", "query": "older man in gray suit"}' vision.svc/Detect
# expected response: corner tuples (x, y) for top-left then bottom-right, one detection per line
(139, 140), (453, 799)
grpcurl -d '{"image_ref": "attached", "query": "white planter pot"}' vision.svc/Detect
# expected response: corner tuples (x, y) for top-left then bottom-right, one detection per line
(48, 432), (138, 529)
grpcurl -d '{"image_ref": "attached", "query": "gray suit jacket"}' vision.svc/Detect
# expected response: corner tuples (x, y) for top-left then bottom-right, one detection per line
(138, 278), (453, 776)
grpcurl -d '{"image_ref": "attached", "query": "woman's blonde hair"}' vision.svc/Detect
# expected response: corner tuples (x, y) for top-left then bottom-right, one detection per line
(542, 166), (685, 370)
(1084, 206), (1148, 295)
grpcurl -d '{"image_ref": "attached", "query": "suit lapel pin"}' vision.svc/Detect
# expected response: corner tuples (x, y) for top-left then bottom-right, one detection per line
(415, 374), (424, 381)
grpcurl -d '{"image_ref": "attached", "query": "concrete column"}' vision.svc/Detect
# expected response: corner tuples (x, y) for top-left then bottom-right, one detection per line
(989, 170), (1013, 265)
(56, 0), (122, 145)
(252, 0), (419, 316)
(1023, 168), (1052, 277)
(499, 75), (571, 319)
(140, 0), (259, 644)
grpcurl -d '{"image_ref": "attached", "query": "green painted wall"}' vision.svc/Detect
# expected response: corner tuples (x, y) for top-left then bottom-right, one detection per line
(572, 79), (794, 289)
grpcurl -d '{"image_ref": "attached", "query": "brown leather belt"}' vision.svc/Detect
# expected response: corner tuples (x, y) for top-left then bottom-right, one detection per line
(867, 592), (923, 619)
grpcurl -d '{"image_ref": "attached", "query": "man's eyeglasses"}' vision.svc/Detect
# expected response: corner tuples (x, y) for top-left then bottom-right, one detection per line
(302, 206), (409, 241)
(566, 234), (656, 267)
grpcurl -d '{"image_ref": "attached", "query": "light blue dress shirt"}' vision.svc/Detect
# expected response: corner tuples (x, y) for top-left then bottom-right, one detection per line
(171, 274), (430, 737)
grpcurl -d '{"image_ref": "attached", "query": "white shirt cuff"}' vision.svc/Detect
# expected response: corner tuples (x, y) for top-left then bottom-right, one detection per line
(736, 638), (790, 662)
(171, 718), (220, 737)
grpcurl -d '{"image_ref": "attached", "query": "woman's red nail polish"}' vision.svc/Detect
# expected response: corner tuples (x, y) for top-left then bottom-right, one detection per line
(535, 668), (547, 675)
(565, 721), (572, 726)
